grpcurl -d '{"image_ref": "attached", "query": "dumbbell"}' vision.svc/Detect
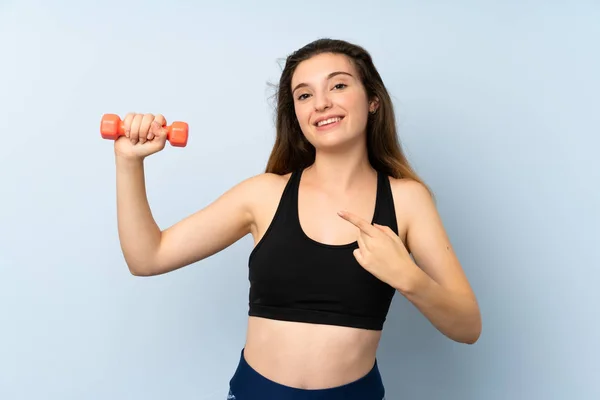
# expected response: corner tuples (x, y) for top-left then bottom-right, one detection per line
(100, 114), (189, 147)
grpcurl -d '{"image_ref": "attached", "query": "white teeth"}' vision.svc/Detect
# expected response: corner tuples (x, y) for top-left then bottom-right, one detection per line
(317, 117), (342, 127)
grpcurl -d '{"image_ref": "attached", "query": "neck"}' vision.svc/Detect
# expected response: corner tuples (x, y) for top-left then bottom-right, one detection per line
(306, 144), (375, 192)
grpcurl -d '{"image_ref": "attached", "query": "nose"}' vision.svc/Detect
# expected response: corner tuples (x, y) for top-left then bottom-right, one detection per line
(313, 90), (332, 111)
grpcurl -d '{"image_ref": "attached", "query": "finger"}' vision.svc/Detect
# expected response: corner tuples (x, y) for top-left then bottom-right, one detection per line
(154, 113), (166, 127)
(374, 224), (399, 241)
(149, 113), (166, 140)
(138, 113), (154, 144)
(356, 230), (368, 251)
(353, 248), (366, 267)
(148, 120), (162, 141)
(338, 210), (376, 237)
(149, 113), (170, 141)
(123, 112), (135, 138)
(129, 114), (143, 144)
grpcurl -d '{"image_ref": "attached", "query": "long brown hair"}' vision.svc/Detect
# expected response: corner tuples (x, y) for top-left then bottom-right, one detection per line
(265, 38), (432, 196)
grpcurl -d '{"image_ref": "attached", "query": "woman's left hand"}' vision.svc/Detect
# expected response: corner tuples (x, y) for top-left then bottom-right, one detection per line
(338, 210), (420, 293)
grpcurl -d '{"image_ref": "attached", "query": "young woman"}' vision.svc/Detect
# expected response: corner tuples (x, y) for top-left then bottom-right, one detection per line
(113, 38), (481, 400)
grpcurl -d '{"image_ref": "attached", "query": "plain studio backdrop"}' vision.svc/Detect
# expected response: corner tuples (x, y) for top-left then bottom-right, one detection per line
(1, 1), (598, 399)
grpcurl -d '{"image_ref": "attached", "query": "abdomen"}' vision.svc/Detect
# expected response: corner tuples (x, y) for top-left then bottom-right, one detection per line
(242, 316), (382, 389)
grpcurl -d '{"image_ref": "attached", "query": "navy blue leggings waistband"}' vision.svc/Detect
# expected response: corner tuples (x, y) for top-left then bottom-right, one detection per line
(227, 348), (385, 400)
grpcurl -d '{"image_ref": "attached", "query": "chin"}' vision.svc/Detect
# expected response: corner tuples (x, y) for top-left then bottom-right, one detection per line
(308, 130), (363, 152)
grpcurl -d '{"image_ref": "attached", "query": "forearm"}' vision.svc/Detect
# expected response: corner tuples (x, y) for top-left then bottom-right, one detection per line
(115, 156), (162, 274)
(399, 266), (482, 344)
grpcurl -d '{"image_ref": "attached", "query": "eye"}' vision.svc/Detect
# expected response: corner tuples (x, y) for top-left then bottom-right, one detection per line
(296, 83), (347, 101)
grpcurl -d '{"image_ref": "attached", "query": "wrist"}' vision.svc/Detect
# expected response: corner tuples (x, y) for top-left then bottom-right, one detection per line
(115, 154), (145, 169)
(397, 262), (431, 297)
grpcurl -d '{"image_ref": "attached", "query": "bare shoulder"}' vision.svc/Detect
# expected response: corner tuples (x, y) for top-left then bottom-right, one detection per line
(220, 171), (289, 205)
(244, 171), (291, 190)
(388, 177), (434, 207)
(387, 177), (436, 247)
(241, 172), (291, 206)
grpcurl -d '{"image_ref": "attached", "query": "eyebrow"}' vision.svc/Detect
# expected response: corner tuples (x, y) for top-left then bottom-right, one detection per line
(292, 71), (354, 94)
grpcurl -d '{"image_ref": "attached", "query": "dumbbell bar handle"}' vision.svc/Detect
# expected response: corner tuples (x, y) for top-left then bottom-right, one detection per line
(100, 114), (189, 147)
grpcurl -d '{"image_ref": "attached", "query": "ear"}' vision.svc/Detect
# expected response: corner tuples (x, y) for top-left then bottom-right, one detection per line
(369, 96), (380, 114)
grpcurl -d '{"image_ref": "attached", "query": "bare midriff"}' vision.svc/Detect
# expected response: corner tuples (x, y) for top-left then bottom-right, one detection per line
(242, 316), (382, 390)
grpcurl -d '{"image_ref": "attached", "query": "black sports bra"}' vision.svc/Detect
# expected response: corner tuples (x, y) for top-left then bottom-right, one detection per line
(247, 168), (398, 330)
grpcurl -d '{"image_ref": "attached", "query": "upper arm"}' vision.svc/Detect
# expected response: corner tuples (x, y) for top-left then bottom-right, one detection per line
(149, 173), (271, 275)
(393, 180), (476, 298)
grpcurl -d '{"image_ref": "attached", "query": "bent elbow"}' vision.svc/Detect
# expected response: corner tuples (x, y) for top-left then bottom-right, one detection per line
(129, 266), (151, 276)
(125, 259), (157, 277)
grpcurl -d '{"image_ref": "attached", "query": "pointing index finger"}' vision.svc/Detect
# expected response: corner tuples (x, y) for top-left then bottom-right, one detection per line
(338, 210), (376, 236)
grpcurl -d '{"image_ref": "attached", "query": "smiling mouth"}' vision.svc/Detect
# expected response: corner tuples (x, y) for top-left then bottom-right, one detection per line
(315, 117), (344, 128)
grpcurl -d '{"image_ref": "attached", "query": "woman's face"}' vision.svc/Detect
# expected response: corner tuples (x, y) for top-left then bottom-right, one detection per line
(291, 53), (378, 151)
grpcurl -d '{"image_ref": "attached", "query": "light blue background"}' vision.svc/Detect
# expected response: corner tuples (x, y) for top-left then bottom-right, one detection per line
(1, 1), (598, 399)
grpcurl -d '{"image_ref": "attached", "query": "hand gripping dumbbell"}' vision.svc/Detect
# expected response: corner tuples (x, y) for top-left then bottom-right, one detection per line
(100, 114), (189, 147)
